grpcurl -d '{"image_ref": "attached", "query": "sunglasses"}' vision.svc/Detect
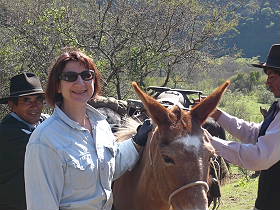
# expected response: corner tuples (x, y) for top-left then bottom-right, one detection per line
(59, 70), (95, 82)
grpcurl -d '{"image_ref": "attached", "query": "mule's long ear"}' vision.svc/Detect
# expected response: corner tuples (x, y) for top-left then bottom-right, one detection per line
(191, 80), (230, 125)
(132, 82), (172, 127)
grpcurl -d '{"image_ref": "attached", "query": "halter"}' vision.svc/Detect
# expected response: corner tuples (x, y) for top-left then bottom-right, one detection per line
(168, 156), (221, 205)
(168, 181), (209, 205)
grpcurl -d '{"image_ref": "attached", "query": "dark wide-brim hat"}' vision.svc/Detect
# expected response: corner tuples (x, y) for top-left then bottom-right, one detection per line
(0, 72), (44, 104)
(252, 44), (280, 73)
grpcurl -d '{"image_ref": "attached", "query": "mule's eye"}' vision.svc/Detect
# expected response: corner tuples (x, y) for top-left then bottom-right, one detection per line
(162, 155), (175, 164)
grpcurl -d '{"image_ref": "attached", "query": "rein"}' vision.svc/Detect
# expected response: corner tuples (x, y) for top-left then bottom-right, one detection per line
(148, 131), (155, 166)
(168, 181), (209, 205)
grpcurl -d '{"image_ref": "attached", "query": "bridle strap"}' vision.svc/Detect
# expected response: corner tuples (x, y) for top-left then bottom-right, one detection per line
(148, 131), (156, 166)
(168, 181), (209, 204)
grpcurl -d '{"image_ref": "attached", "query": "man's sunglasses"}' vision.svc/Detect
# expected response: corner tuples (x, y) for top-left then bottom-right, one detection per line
(59, 70), (95, 82)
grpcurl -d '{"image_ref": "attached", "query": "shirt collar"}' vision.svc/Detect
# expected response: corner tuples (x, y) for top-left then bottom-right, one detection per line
(10, 112), (35, 130)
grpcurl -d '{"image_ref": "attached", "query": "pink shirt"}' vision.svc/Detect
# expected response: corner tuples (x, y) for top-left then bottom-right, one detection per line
(211, 99), (280, 171)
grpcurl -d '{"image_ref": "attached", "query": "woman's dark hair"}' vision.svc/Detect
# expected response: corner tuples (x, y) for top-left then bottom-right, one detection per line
(46, 49), (102, 107)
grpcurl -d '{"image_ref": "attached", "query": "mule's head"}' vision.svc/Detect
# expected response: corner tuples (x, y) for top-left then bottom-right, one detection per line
(132, 81), (230, 210)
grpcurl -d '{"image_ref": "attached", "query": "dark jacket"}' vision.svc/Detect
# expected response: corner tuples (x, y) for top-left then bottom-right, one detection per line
(255, 162), (280, 210)
(0, 114), (43, 210)
(255, 102), (279, 210)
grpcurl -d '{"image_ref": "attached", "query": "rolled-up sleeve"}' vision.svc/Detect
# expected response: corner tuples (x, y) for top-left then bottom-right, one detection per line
(25, 143), (64, 210)
(113, 139), (139, 180)
(212, 112), (280, 171)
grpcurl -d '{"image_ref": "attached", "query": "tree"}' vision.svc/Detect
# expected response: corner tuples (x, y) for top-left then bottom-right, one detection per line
(0, 0), (243, 101)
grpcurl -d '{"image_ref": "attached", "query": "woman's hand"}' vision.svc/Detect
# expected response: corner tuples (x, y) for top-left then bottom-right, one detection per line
(133, 119), (153, 146)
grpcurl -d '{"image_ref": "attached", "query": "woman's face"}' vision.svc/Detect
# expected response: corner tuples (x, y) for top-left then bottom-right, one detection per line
(58, 61), (95, 106)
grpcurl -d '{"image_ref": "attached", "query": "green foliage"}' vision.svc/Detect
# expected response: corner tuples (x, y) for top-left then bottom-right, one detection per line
(253, 85), (275, 104)
(221, 92), (249, 116)
(0, 0), (277, 120)
(221, 90), (267, 123)
(0, 0), (243, 99)
(225, 0), (280, 60)
(230, 70), (262, 92)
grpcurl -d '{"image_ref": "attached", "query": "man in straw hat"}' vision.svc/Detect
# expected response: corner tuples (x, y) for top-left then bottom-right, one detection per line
(205, 44), (280, 210)
(0, 73), (48, 210)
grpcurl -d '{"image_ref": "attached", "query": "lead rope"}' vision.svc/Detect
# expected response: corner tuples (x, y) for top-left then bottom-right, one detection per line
(148, 131), (155, 166)
(210, 157), (221, 210)
(211, 157), (221, 182)
(168, 181), (209, 205)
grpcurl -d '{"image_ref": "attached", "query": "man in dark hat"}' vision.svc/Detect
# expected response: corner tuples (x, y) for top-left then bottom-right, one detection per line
(0, 73), (48, 210)
(205, 44), (280, 210)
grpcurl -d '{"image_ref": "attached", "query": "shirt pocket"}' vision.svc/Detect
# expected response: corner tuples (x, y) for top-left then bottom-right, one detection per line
(66, 153), (97, 190)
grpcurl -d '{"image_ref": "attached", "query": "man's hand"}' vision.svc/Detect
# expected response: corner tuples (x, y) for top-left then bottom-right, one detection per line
(203, 128), (213, 142)
(133, 119), (153, 146)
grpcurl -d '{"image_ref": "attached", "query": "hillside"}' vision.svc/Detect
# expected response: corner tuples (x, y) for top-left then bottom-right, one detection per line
(224, 0), (280, 60)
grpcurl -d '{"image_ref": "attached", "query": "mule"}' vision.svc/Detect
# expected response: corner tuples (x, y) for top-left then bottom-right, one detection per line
(112, 81), (230, 210)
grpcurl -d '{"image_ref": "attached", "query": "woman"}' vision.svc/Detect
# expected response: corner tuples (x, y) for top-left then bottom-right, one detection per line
(24, 49), (151, 210)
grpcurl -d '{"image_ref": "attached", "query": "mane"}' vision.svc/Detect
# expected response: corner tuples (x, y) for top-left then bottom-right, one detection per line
(115, 117), (141, 142)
